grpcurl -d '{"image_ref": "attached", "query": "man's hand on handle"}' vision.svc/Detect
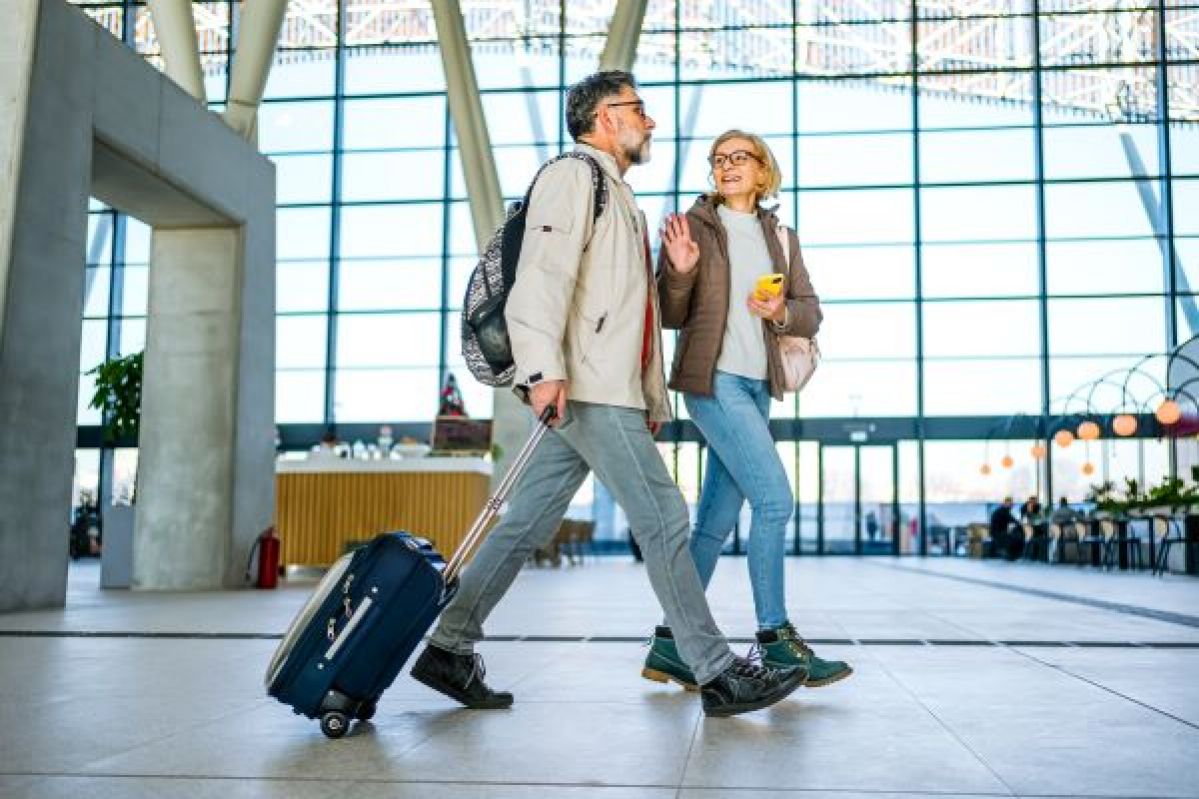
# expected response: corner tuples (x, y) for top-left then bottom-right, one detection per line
(529, 380), (568, 426)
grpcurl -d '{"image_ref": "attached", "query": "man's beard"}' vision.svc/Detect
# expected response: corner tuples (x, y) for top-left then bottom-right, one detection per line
(618, 126), (651, 164)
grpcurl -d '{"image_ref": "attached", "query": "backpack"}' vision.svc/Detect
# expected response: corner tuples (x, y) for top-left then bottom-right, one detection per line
(461, 152), (608, 387)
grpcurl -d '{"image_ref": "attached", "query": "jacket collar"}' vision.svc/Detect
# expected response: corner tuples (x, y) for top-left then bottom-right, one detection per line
(689, 193), (779, 230)
(573, 142), (626, 184)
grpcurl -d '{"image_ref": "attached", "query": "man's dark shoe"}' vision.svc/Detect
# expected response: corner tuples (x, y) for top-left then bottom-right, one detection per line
(756, 623), (853, 687)
(641, 626), (700, 692)
(700, 656), (806, 718)
(410, 644), (513, 709)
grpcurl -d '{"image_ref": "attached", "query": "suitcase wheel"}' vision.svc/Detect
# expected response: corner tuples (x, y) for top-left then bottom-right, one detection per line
(356, 701), (377, 722)
(320, 711), (350, 739)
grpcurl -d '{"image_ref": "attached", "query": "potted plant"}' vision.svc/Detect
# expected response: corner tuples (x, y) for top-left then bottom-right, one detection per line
(86, 351), (142, 445)
(85, 350), (142, 588)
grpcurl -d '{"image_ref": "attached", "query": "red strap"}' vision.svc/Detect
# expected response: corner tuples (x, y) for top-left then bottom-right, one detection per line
(641, 229), (655, 372)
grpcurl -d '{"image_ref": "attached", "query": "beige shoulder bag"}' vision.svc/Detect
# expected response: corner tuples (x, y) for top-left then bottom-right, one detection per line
(774, 226), (820, 393)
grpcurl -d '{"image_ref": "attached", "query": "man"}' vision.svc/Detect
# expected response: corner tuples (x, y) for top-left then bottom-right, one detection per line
(988, 496), (1021, 560)
(410, 71), (806, 718)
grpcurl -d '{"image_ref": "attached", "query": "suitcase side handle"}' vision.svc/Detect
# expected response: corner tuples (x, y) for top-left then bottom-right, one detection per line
(443, 406), (556, 584)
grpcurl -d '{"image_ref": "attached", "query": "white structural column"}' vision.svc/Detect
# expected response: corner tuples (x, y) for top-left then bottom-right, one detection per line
(0, 0), (276, 608)
(431, 0), (527, 488)
(431, 0), (504, 247)
(146, 0), (205, 101)
(599, 0), (648, 72)
(223, 0), (288, 140)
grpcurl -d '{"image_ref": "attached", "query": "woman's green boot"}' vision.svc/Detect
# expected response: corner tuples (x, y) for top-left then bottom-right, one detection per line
(756, 622), (853, 687)
(641, 626), (699, 691)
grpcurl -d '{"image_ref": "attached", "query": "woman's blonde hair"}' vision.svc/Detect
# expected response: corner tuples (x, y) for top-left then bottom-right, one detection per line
(707, 129), (782, 206)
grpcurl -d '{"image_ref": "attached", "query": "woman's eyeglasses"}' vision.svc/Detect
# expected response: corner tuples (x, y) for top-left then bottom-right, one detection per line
(709, 150), (762, 170)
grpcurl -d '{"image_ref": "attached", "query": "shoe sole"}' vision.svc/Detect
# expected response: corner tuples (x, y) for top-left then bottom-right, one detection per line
(701, 672), (807, 718)
(641, 667), (700, 693)
(805, 666), (854, 688)
(411, 667), (513, 709)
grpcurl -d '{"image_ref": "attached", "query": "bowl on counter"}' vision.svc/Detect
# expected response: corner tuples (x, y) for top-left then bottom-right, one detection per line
(393, 442), (431, 459)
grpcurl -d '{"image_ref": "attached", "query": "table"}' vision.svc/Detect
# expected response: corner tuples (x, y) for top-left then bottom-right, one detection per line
(276, 458), (492, 567)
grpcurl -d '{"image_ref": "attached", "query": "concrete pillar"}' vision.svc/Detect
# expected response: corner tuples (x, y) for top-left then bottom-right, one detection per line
(599, 0), (648, 72)
(133, 230), (253, 589)
(0, 0), (276, 608)
(0, 0), (95, 611)
(147, 0), (206, 101)
(223, 0), (288, 140)
(431, 0), (526, 486)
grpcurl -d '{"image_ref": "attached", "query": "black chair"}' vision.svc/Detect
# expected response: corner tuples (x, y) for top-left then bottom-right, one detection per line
(1099, 517), (1142, 570)
(1152, 514), (1186, 576)
(1058, 520), (1086, 564)
(1077, 519), (1106, 566)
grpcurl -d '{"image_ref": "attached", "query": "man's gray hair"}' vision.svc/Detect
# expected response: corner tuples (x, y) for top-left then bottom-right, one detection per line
(565, 70), (637, 141)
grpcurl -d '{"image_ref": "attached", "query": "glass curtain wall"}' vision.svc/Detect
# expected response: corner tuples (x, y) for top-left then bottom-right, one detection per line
(72, 0), (1199, 551)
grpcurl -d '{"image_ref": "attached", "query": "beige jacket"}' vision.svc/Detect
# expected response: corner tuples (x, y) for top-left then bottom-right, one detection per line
(506, 143), (671, 422)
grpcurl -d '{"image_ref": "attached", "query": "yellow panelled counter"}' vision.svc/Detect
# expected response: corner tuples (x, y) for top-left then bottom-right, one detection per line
(276, 458), (492, 567)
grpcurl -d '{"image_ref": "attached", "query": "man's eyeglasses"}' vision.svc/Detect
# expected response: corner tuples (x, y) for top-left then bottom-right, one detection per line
(709, 150), (762, 170)
(602, 100), (648, 120)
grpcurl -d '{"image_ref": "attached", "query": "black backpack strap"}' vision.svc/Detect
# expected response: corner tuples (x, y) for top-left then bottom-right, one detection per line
(571, 152), (609, 222)
(522, 151), (609, 223)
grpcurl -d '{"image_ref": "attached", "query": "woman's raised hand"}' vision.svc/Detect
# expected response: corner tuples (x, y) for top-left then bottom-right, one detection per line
(660, 213), (700, 274)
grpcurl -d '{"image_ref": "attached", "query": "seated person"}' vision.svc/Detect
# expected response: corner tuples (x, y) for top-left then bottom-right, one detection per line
(989, 497), (1022, 560)
(1050, 496), (1077, 524)
(1019, 495), (1043, 523)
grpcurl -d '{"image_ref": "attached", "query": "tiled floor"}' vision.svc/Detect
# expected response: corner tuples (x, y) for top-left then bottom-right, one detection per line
(1, 557), (1197, 798)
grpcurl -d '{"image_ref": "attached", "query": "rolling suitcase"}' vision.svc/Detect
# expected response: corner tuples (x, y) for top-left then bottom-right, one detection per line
(264, 408), (554, 738)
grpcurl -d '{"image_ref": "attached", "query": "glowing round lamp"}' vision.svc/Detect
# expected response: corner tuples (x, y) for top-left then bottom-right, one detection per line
(1156, 399), (1182, 425)
(1030, 444), (1047, 460)
(980, 464), (991, 476)
(1081, 462), (1095, 476)
(1077, 421), (1101, 441)
(1112, 414), (1138, 437)
(1000, 454), (1014, 469)
(1053, 429), (1074, 448)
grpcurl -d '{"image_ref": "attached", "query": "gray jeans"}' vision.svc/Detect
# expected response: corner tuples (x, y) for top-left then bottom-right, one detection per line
(429, 401), (735, 684)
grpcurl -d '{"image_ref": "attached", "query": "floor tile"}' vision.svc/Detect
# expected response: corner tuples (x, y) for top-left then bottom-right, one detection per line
(2, 557), (1197, 796)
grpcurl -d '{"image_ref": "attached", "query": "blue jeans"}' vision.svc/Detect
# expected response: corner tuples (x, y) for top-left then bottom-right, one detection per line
(684, 371), (793, 630)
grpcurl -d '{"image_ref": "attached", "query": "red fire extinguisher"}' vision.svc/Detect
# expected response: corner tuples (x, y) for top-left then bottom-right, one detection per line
(251, 525), (280, 589)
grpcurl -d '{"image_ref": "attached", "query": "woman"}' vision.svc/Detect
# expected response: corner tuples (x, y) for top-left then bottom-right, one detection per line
(641, 130), (851, 691)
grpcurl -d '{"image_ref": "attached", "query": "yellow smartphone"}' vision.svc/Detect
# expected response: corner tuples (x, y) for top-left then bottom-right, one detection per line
(754, 273), (785, 299)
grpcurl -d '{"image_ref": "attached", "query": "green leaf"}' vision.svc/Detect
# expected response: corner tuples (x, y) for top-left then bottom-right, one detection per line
(86, 351), (143, 443)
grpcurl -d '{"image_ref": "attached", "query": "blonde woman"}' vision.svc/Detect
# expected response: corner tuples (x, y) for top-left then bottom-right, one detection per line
(642, 130), (851, 690)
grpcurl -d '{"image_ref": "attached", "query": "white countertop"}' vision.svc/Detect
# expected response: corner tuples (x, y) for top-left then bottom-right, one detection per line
(277, 457), (492, 476)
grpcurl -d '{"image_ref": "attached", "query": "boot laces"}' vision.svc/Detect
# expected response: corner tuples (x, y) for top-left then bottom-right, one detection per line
(778, 623), (814, 657)
(730, 655), (774, 686)
(464, 653), (487, 689)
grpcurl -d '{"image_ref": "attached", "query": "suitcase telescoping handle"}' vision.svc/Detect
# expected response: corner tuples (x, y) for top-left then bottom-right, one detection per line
(443, 405), (557, 584)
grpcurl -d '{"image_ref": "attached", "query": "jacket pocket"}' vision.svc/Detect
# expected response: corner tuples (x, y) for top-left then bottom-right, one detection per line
(576, 309), (609, 367)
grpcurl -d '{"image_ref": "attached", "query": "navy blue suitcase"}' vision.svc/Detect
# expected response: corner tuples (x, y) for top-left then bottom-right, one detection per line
(265, 409), (552, 738)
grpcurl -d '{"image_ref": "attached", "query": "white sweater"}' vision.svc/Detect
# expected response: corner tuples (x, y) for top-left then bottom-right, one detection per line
(715, 204), (770, 380)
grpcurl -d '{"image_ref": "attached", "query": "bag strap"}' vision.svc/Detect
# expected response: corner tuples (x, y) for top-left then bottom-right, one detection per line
(774, 224), (791, 276)
(522, 152), (608, 223)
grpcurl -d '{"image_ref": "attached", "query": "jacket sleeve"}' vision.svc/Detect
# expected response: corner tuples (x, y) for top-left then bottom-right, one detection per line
(781, 227), (822, 338)
(505, 159), (595, 389)
(655, 222), (699, 330)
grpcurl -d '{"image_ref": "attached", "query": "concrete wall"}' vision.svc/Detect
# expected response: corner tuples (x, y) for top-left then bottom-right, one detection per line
(0, 0), (91, 611)
(0, 0), (276, 610)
